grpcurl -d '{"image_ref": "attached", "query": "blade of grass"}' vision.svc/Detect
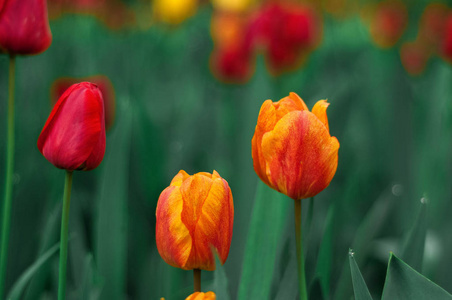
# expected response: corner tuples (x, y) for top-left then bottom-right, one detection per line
(382, 253), (452, 300)
(400, 198), (427, 272)
(349, 249), (373, 300)
(237, 182), (289, 300)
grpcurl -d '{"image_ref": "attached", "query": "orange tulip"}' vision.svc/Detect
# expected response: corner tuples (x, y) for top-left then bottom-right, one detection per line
(251, 92), (339, 200)
(186, 291), (216, 300)
(156, 170), (234, 271)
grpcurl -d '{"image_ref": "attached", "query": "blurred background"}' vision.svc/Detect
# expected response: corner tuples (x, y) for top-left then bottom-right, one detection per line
(1, 0), (452, 299)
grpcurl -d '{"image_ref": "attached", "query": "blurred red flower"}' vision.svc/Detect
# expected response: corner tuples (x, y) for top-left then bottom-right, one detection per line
(400, 41), (430, 76)
(0, 0), (52, 55)
(442, 15), (452, 63)
(418, 3), (450, 52)
(252, 1), (322, 75)
(368, 0), (407, 48)
(51, 75), (116, 131)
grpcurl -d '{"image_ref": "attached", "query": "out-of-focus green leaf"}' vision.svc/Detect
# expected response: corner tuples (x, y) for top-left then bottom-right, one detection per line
(314, 202), (335, 298)
(6, 243), (59, 300)
(400, 199), (427, 272)
(212, 254), (230, 300)
(382, 254), (452, 300)
(79, 254), (103, 300)
(275, 249), (297, 300)
(237, 182), (289, 300)
(95, 101), (132, 300)
(308, 277), (325, 300)
(349, 249), (373, 300)
(335, 191), (392, 299)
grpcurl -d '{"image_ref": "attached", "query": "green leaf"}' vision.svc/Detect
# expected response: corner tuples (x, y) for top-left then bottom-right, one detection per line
(95, 101), (132, 300)
(6, 243), (60, 300)
(275, 250), (297, 300)
(334, 191), (393, 299)
(314, 202), (336, 298)
(349, 249), (373, 300)
(382, 254), (452, 300)
(400, 199), (427, 272)
(212, 254), (230, 300)
(237, 182), (290, 300)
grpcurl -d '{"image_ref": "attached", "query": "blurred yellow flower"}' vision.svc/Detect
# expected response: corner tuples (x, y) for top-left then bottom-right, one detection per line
(153, 0), (197, 25)
(211, 0), (254, 13)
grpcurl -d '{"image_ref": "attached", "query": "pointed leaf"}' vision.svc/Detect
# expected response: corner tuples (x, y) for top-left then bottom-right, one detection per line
(382, 254), (452, 300)
(212, 254), (230, 300)
(349, 250), (373, 300)
(400, 199), (427, 272)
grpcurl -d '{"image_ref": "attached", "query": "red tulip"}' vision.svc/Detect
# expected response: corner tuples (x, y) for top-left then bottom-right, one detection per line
(418, 3), (450, 51)
(51, 75), (116, 130)
(0, 0), (52, 55)
(400, 41), (430, 76)
(37, 82), (106, 171)
(441, 15), (452, 63)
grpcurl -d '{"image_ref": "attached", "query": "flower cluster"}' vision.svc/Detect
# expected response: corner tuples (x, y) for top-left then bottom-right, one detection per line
(210, 1), (322, 83)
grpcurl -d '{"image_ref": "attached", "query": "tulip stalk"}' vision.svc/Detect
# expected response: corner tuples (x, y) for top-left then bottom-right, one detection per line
(294, 200), (307, 300)
(58, 171), (73, 300)
(194, 269), (201, 292)
(0, 55), (16, 298)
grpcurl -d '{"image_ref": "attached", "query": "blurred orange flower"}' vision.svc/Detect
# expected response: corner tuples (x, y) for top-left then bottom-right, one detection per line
(418, 3), (450, 51)
(210, 12), (255, 83)
(367, 0), (407, 48)
(400, 41), (430, 76)
(252, 92), (339, 200)
(441, 14), (452, 63)
(186, 291), (216, 300)
(156, 170), (234, 271)
(51, 75), (116, 131)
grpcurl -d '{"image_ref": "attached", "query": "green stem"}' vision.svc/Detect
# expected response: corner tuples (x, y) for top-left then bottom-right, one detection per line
(294, 199), (307, 300)
(0, 55), (16, 298)
(193, 269), (201, 292)
(58, 171), (73, 300)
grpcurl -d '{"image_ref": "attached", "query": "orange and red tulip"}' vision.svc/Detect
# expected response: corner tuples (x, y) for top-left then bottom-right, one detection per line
(400, 41), (430, 76)
(156, 170), (234, 271)
(37, 82), (106, 171)
(51, 75), (116, 131)
(0, 0), (52, 55)
(252, 92), (339, 200)
(186, 291), (216, 300)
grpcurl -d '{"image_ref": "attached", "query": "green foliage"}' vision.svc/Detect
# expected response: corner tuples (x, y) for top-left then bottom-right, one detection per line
(349, 250), (373, 300)
(382, 254), (452, 300)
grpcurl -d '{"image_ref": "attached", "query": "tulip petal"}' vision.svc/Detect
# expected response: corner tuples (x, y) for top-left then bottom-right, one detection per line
(261, 110), (339, 200)
(37, 84), (103, 170)
(156, 186), (192, 269)
(311, 99), (330, 132)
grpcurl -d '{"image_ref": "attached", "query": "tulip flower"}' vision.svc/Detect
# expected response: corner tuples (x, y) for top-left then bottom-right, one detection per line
(37, 82), (105, 299)
(252, 92), (339, 200)
(400, 41), (430, 76)
(186, 291), (216, 300)
(38, 82), (106, 171)
(0, 0), (52, 55)
(418, 3), (450, 51)
(442, 15), (452, 63)
(252, 92), (339, 300)
(156, 170), (233, 291)
(51, 75), (116, 130)
(252, 2), (322, 75)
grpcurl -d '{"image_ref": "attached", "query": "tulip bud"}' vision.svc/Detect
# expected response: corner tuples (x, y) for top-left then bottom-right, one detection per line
(51, 75), (116, 131)
(0, 0), (52, 55)
(368, 1), (407, 48)
(251, 92), (339, 200)
(156, 170), (234, 271)
(37, 82), (106, 171)
(186, 291), (216, 300)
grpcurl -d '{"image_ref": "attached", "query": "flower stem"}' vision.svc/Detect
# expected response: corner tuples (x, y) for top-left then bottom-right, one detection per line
(193, 269), (201, 292)
(58, 171), (73, 300)
(0, 55), (16, 298)
(294, 199), (307, 300)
